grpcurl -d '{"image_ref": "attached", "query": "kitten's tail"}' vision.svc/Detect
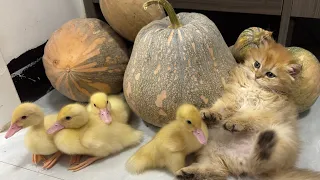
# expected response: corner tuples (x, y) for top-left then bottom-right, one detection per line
(251, 123), (299, 174)
(125, 142), (155, 174)
(258, 168), (320, 180)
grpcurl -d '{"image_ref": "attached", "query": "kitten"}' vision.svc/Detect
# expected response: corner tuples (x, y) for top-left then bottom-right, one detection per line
(175, 39), (318, 180)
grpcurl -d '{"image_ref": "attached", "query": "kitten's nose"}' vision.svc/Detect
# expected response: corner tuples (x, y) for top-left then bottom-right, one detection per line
(255, 73), (263, 79)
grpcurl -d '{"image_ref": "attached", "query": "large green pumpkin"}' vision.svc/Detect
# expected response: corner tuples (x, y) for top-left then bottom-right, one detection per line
(43, 18), (129, 102)
(123, 0), (236, 127)
(231, 27), (320, 113)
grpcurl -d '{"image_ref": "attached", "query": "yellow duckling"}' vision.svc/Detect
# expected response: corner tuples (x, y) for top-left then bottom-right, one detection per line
(86, 92), (130, 124)
(47, 103), (143, 172)
(5, 103), (62, 169)
(126, 104), (209, 174)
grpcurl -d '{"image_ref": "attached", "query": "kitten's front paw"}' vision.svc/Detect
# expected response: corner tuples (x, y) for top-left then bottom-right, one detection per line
(200, 109), (221, 128)
(176, 168), (195, 180)
(176, 170), (195, 179)
(223, 121), (244, 132)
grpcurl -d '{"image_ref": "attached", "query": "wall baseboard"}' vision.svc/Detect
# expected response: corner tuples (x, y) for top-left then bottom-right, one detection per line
(7, 42), (53, 102)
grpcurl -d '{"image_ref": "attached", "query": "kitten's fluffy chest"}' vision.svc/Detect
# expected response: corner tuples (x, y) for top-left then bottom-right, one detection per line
(237, 83), (269, 110)
(231, 67), (284, 111)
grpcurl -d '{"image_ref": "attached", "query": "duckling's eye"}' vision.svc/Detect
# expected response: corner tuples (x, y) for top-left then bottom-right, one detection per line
(186, 120), (192, 125)
(94, 104), (97, 107)
(21, 116), (27, 120)
(65, 116), (72, 120)
(107, 101), (109, 104)
(266, 72), (276, 78)
(254, 61), (261, 69)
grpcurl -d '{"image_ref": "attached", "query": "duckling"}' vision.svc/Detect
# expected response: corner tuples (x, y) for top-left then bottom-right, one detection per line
(87, 92), (130, 124)
(5, 103), (62, 169)
(126, 104), (209, 174)
(47, 103), (143, 172)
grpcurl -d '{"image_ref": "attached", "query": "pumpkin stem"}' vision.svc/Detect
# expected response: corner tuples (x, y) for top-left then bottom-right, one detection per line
(143, 0), (182, 29)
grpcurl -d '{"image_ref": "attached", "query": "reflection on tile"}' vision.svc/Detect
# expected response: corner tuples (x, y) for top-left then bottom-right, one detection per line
(297, 98), (320, 171)
(0, 161), (62, 180)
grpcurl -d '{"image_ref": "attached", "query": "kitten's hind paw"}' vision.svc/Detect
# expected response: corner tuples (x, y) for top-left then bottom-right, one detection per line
(256, 130), (277, 160)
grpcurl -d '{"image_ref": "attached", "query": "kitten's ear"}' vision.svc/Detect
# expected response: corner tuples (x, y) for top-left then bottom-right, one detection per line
(287, 64), (302, 77)
(260, 32), (274, 44)
(258, 38), (275, 50)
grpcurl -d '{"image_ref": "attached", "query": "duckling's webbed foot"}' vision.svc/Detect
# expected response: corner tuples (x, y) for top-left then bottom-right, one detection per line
(68, 156), (102, 172)
(43, 151), (63, 169)
(69, 155), (82, 166)
(32, 154), (46, 164)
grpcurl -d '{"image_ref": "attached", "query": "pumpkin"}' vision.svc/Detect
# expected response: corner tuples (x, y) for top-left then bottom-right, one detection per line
(287, 47), (320, 112)
(43, 18), (129, 102)
(231, 27), (273, 63)
(123, 0), (237, 127)
(99, 0), (165, 42)
(231, 27), (320, 113)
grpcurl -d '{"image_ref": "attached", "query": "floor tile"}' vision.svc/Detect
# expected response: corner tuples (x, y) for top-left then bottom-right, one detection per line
(0, 161), (62, 180)
(1, 90), (320, 179)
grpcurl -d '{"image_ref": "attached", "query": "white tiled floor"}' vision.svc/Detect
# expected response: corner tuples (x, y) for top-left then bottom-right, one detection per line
(1, 90), (320, 180)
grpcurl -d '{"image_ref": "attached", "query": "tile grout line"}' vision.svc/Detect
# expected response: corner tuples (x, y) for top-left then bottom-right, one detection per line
(0, 161), (65, 180)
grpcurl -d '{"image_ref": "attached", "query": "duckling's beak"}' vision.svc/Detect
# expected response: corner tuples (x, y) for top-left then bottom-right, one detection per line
(192, 129), (207, 145)
(47, 122), (65, 134)
(5, 122), (22, 139)
(100, 108), (112, 124)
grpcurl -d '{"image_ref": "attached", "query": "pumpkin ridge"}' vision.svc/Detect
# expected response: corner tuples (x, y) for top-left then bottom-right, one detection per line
(72, 62), (98, 70)
(74, 66), (109, 73)
(69, 73), (91, 97)
(177, 30), (185, 105)
(54, 72), (66, 91)
(64, 73), (76, 100)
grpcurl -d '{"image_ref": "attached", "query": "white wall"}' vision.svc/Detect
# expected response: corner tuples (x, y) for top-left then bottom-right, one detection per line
(0, 0), (86, 64)
(0, 49), (21, 131)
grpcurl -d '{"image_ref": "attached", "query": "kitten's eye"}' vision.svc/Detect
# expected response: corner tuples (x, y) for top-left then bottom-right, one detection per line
(254, 61), (261, 69)
(94, 104), (97, 107)
(186, 120), (192, 124)
(65, 116), (72, 120)
(266, 72), (276, 78)
(21, 116), (27, 120)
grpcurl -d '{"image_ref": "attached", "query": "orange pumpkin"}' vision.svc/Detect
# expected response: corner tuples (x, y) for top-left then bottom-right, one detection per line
(43, 18), (129, 102)
(99, 0), (165, 42)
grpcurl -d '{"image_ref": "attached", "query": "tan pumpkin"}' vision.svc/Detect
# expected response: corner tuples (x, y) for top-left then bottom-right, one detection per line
(231, 27), (320, 113)
(123, 0), (237, 127)
(99, 0), (165, 42)
(287, 47), (320, 112)
(43, 18), (129, 102)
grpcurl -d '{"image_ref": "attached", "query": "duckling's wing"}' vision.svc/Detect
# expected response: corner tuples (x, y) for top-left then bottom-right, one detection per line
(163, 132), (186, 152)
(80, 126), (105, 149)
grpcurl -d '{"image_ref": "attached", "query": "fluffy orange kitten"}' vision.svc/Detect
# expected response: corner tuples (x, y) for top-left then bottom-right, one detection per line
(245, 39), (302, 94)
(175, 40), (320, 180)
